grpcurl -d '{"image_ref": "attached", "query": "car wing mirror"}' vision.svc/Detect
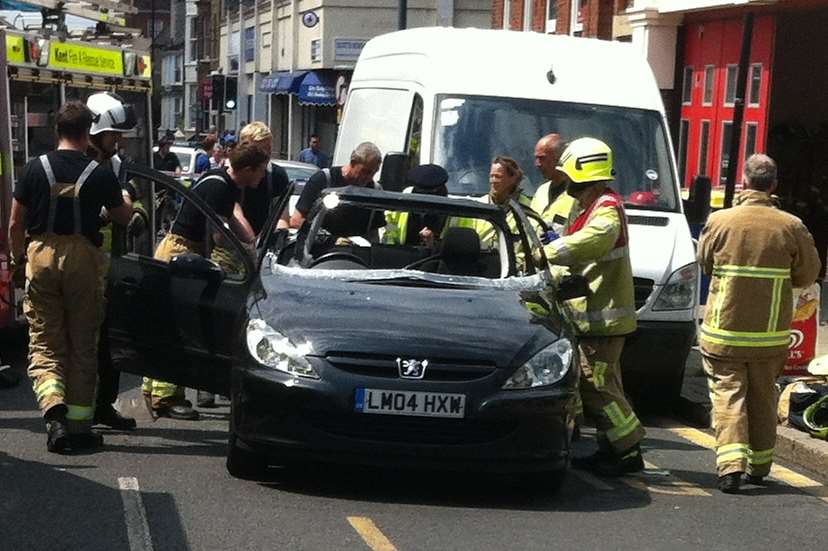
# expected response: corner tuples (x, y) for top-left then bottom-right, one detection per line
(379, 152), (409, 192)
(557, 274), (590, 301)
(169, 253), (224, 284)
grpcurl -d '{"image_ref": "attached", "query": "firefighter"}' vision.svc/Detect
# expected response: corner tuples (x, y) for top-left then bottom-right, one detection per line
(8, 101), (133, 453)
(86, 91), (142, 431)
(529, 133), (579, 234)
(543, 137), (645, 476)
(142, 142), (268, 420)
(698, 153), (820, 493)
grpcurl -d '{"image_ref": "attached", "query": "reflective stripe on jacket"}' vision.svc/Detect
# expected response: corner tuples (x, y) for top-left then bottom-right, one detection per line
(530, 180), (579, 234)
(697, 190), (821, 358)
(544, 189), (636, 336)
(383, 186), (414, 245)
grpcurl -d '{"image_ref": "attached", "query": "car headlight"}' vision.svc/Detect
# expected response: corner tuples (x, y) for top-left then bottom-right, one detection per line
(502, 338), (573, 389)
(652, 263), (697, 311)
(246, 318), (319, 379)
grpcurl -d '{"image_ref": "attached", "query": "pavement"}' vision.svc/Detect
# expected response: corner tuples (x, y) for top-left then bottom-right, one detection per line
(677, 326), (828, 482)
(2, 333), (828, 549)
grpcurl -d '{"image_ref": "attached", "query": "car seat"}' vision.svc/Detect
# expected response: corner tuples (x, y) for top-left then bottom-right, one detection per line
(434, 227), (485, 277)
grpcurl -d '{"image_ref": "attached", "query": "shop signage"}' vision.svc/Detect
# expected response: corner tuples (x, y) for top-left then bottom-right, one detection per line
(334, 38), (367, 62)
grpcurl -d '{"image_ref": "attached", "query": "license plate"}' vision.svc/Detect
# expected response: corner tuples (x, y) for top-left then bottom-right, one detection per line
(354, 388), (466, 419)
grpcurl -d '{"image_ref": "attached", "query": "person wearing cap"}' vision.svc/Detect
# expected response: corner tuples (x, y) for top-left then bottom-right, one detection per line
(383, 164), (449, 247)
(543, 137), (644, 476)
(86, 91), (144, 431)
(8, 101), (133, 453)
(697, 153), (820, 493)
(154, 136), (182, 176)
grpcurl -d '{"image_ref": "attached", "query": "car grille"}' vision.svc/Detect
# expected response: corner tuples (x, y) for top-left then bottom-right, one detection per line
(634, 277), (655, 310)
(325, 353), (497, 382)
(308, 413), (517, 446)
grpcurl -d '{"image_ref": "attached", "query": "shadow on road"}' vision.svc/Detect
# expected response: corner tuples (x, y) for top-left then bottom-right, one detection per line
(258, 462), (652, 513)
(0, 450), (191, 551)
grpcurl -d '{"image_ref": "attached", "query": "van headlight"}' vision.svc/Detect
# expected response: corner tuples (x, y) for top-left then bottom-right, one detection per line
(653, 263), (697, 311)
(502, 338), (573, 389)
(246, 318), (319, 379)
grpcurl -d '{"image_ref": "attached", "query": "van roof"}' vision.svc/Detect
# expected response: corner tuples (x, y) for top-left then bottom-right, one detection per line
(354, 27), (664, 113)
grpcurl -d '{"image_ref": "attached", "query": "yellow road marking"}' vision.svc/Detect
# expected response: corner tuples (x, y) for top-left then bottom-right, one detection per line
(348, 517), (398, 551)
(664, 423), (828, 505)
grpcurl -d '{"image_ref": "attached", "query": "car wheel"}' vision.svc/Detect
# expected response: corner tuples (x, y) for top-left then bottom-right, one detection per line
(226, 433), (268, 480)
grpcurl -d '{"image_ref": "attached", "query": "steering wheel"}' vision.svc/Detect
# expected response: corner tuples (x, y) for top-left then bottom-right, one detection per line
(308, 252), (369, 268)
(403, 254), (441, 270)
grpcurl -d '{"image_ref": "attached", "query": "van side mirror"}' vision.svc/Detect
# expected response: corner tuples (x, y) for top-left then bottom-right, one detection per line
(684, 175), (711, 225)
(169, 253), (224, 284)
(379, 152), (409, 192)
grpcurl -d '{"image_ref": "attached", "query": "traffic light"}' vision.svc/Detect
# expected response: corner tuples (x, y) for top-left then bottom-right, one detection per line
(210, 74), (225, 112)
(224, 76), (238, 111)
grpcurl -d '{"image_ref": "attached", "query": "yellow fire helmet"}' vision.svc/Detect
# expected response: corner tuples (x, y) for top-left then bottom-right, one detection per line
(557, 137), (615, 184)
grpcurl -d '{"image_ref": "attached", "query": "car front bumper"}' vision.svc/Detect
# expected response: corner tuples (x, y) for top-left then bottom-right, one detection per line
(231, 364), (576, 473)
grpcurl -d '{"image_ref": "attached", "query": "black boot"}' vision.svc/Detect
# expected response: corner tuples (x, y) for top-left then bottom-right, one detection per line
(744, 474), (766, 485)
(69, 431), (104, 452)
(718, 472), (743, 494)
(45, 405), (69, 453)
(572, 444), (645, 477)
(94, 404), (137, 431)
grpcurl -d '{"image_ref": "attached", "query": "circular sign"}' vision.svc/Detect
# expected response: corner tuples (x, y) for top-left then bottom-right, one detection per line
(302, 11), (319, 28)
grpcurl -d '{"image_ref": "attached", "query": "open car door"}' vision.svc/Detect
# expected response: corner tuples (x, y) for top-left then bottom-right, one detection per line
(107, 163), (256, 395)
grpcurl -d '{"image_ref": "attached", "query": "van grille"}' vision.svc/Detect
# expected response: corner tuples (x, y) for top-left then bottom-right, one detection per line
(634, 277), (655, 310)
(326, 353), (496, 382)
(627, 215), (669, 227)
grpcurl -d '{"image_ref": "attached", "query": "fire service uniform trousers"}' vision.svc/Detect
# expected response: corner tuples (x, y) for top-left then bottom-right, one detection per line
(579, 336), (645, 454)
(142, 233), (203, 412)
(25, 234), (106, 434)
(702, 355), (784, 477)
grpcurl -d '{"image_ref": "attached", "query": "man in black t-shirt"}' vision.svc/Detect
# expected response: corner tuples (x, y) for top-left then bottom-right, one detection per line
(8, 101), (133, 454)
(290, 141), (385, 237)
(143, 142), (268, 420)
(153, 136), (182, 175)
(237, 122), (291, 235)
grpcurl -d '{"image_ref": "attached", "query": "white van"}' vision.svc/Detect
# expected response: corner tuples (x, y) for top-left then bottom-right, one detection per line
(333, 27), (698, 401)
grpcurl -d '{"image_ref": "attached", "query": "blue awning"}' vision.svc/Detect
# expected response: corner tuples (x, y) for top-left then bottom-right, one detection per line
(274, 71), (307, 95)
(260, 72), (286, 93)
(298, 71), (337, 106)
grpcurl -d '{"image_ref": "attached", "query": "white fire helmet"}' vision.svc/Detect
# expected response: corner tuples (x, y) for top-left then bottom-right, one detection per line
(87, 92), (137, 135)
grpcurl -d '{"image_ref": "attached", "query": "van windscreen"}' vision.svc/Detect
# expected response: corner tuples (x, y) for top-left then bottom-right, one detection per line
(432, 95), (678, 212)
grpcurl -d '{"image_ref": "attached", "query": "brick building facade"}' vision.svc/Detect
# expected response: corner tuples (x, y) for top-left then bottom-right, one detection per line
(491, 0), (629, 38)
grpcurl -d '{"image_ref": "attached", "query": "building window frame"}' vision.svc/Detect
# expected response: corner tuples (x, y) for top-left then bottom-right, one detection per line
(724, 64), (738, 107)
(546, 0), (557, 33)
(719, 120), (733, 186)
(699, 120), (711, 177)
(523, 0), (534, 31)
(703, 65), (715, 106)
(748, 63), (762, 107)
(745, 122), (758, 159)
(678, 119), (690, 186)
(681, 66), (693, 105)
(503, 0), (511, 30)
(570, 0), (584, 36)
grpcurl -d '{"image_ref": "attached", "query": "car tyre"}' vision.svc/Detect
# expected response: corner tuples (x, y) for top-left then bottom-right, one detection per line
(226, 433), (268, 480)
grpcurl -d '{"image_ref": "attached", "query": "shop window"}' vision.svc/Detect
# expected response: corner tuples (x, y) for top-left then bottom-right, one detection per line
(546, 0), (557, 33)
(724, 65), (738, 106)
(699, 120), (710, 176)
(678, 119), (689, 185)
(748, 64), (762, 107)
(703, 66), (715, 106)
(719, 121), (733, 186)
(745, 123), (758, 158)
(681, 66), (693, 105)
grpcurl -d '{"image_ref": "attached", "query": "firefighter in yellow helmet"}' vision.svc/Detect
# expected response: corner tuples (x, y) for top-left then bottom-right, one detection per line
(543, 137), (645, 476)
(698, 153), (820, 493)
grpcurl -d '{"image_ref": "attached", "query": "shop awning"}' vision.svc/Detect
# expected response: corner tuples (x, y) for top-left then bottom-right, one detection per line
(260, 72), (286, 93)
(273, 71), (307, 95)
(298, 71), (337, 106)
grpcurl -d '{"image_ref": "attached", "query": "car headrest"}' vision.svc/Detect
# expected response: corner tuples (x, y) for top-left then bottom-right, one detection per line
(440, 227), (481, 258)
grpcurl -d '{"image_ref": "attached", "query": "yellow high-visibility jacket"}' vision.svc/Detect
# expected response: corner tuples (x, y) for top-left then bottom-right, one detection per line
(530, 180), (580, 234)
(697, 190), (821, 358)
(544, 189), (636, 336)
(450, 190), (532, 249)
(383, 186), (415, 245)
